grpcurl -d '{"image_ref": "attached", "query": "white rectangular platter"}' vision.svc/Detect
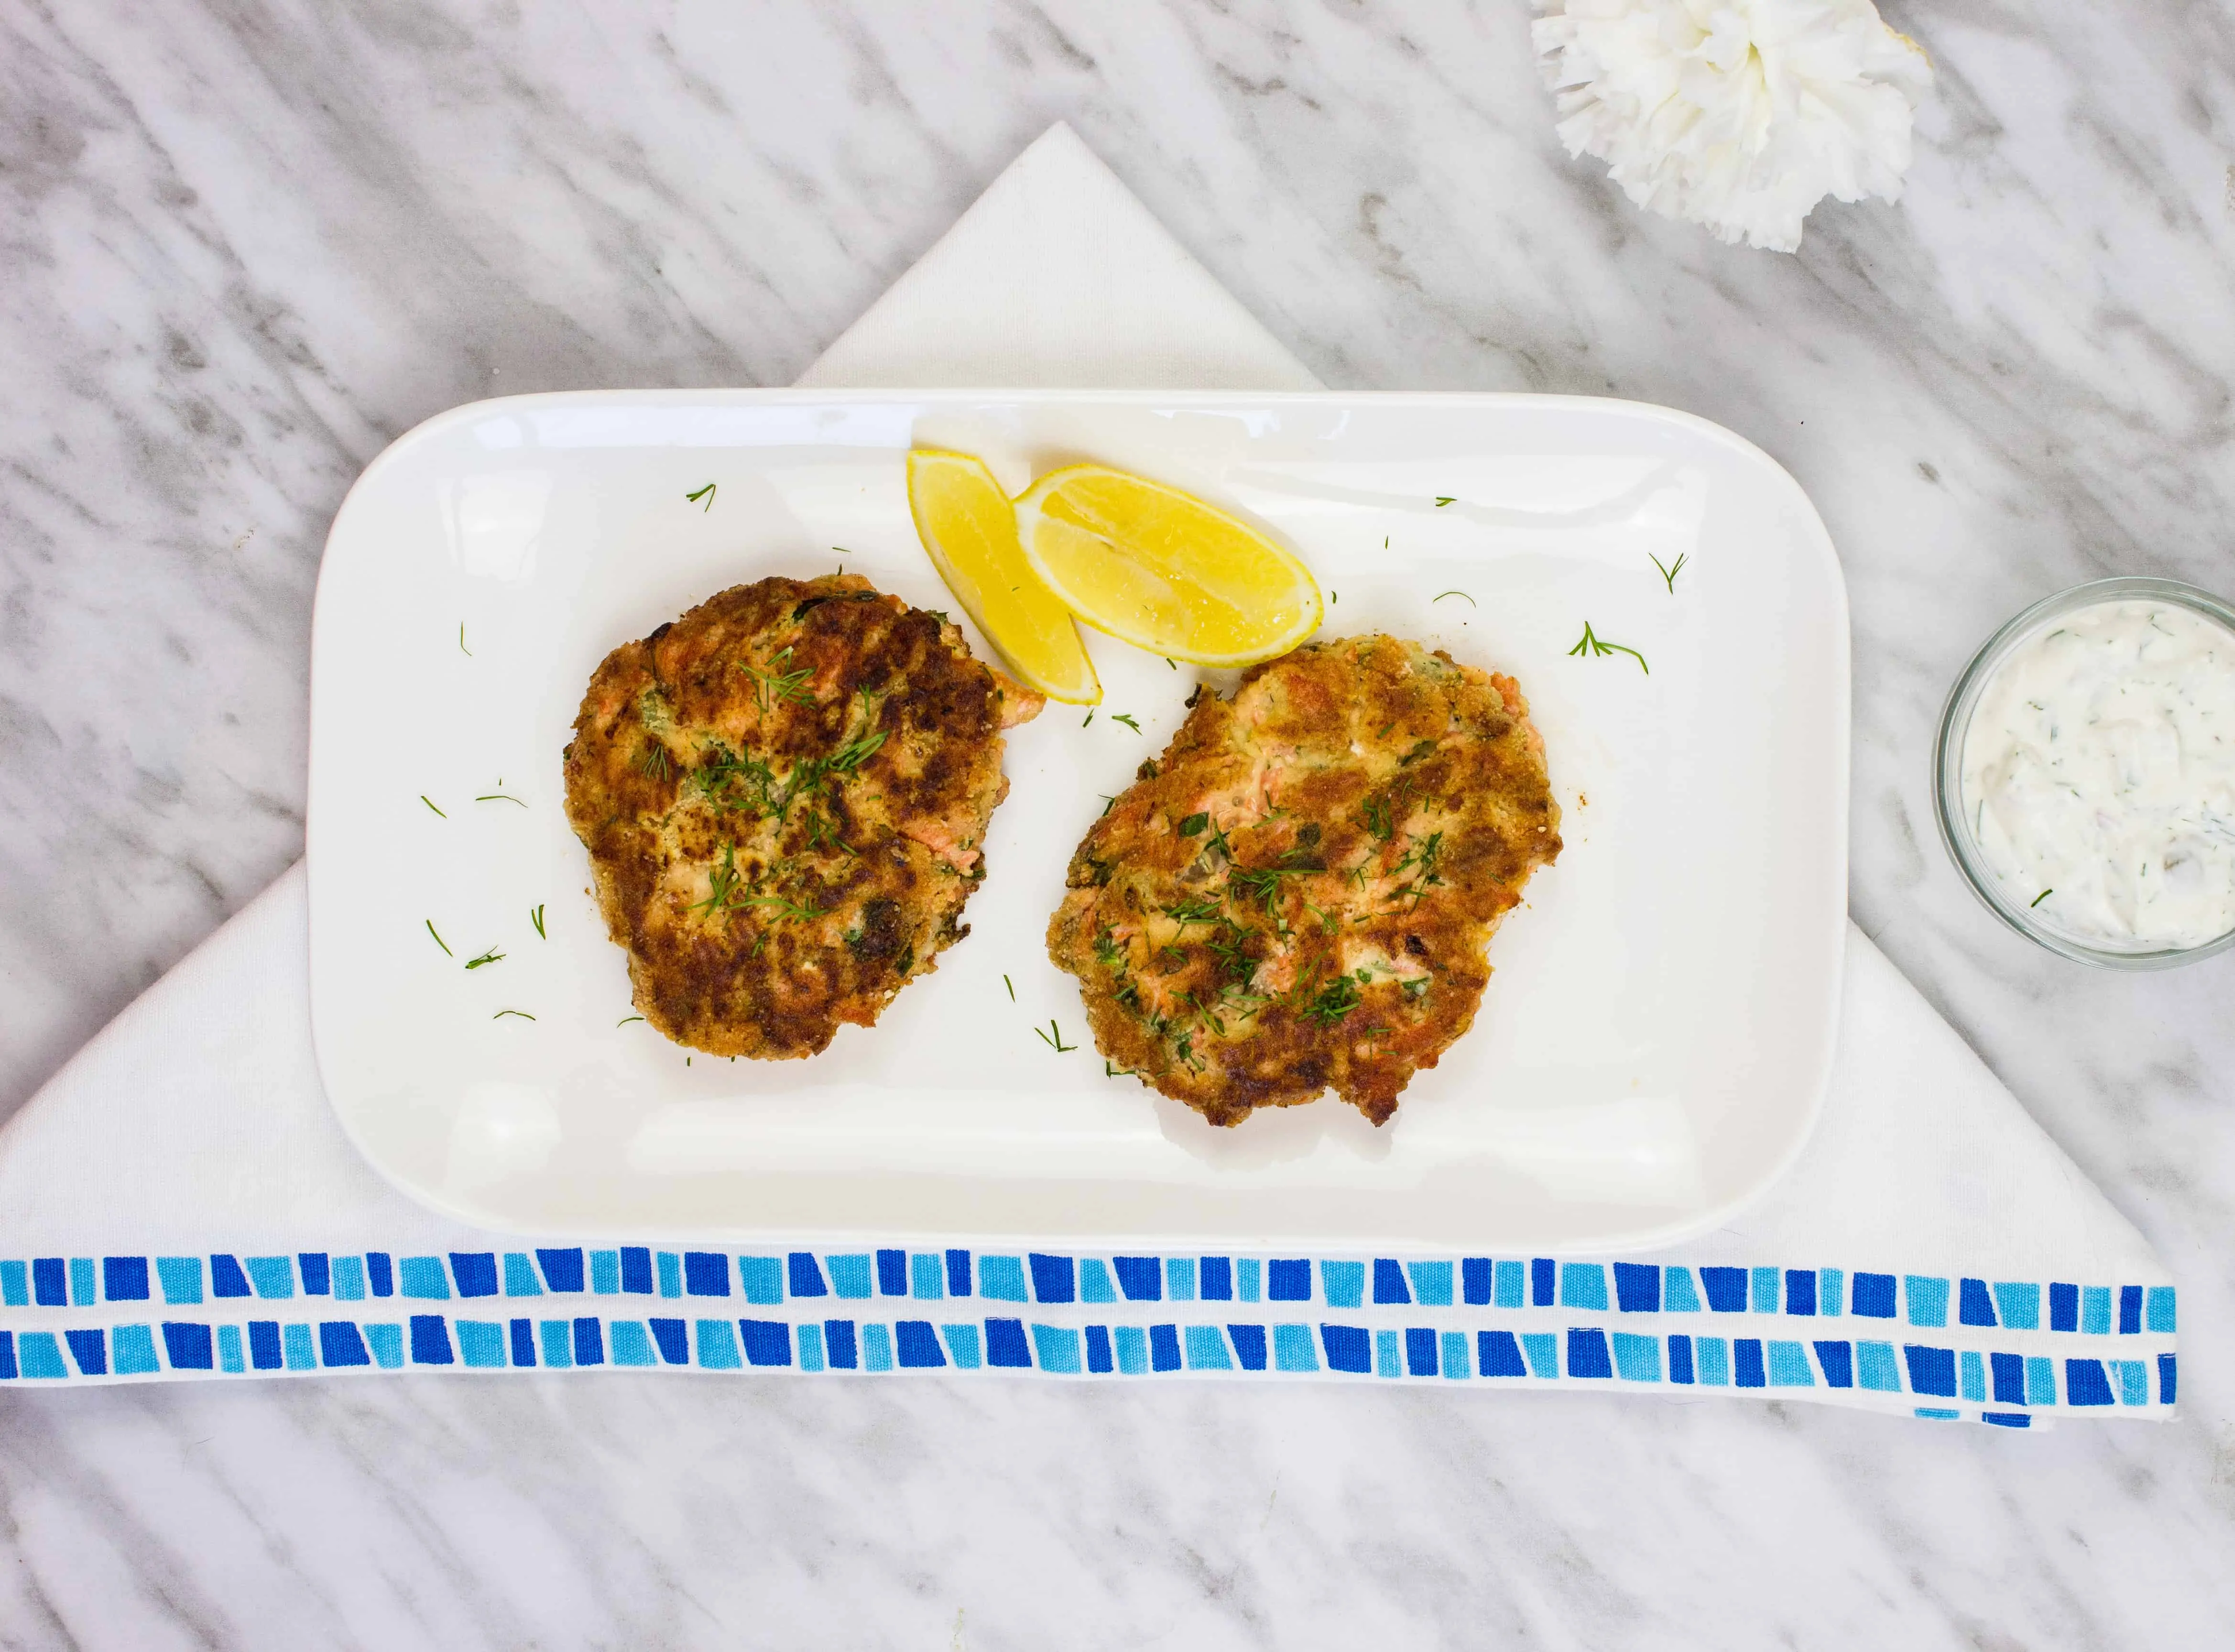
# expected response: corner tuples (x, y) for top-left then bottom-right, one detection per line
(307, 390), (1849, 1252)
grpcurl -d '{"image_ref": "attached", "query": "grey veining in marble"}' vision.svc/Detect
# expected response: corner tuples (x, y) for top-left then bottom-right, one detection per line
(5, 1), (2235, 1646)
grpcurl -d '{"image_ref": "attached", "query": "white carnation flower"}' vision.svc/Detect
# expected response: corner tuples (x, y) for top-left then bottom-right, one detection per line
(1532, 0), (1933, 252)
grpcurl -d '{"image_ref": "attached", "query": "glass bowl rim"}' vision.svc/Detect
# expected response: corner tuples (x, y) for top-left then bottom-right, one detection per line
(1932, 575), (2235, 970)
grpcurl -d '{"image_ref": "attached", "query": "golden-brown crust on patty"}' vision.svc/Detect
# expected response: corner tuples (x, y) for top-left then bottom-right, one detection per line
(564, 573), (1040, 1058)
(1046, 634), (1559, 1126)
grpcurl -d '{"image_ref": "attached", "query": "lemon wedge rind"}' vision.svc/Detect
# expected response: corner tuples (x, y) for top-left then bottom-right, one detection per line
(1012, 463), (1323, 668)
(905, 448), (1101, 705)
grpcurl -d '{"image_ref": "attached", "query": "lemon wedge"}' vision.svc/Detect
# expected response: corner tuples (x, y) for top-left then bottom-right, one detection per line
(1013, 464), (1322, 666)
(906, 449), (1100, 704)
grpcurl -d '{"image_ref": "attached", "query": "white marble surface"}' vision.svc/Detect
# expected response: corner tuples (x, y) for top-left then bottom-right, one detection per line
(4, 0), (2235, 1644)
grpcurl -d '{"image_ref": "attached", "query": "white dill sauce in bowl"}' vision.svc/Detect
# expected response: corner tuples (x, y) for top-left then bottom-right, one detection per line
(1955, 595), (2235, 954)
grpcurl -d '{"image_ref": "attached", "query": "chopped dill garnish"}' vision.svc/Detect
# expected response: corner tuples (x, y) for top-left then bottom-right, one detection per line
(1105, 1061), (1135, 1079)
(1228, 860), (1311, 918)
(1399, 739), (1437, 766)
(1004, 973), (1016, 1001)
(425, 920), (452, 956)
(1178, 812), (1209, 837)
(686, 482), (716, 511)
(530, 904), (546, 939)
(477, 793), (527, 807)
(692, 843), (747, 916)
(696, 727), (885, 821)
(691, 842), (827, 924)
(1362, 792), (1396, 842)
(421, 795), (446, 817)
(1099, 795), (1116, 817)
(1167, 894), (1221, 925)
(2030, 888), (2053, 908)
(1165, 657), (1177, 670)
(1034, 1019), (1078, 1053)
(1434, 496), (1455, 507)
(617, 1015), (644, 1027)
(458, 623), (471, 655)
(1304, 974), (1362, 1025)
(730, 891), (827, 922)
(1433, 590), (1475, 607)
(1204, 924), (1256, 978)
(740, 645), (816, 711)
(1402, 977), (1431, 1002)
(634, 742), (672, 782)
(1391, 830), (1446, 910)
(1082, 709), (1095, 727)
(1651, 552), (1689, 594)
(1569, 621), (1649, 674)
(464, 947), (504, 970)
(801, 806), (855, 857)
(824, 728), (887, 774)
(1111, 714), (1142, 734)
(492, 1010), (535, 1021)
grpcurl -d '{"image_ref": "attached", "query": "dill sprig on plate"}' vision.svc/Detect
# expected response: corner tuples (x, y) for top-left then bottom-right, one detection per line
(1569, 621), (1649, 674)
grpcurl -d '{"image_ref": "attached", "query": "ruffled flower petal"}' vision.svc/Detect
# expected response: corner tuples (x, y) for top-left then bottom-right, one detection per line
(1533, 0), (1933, 252)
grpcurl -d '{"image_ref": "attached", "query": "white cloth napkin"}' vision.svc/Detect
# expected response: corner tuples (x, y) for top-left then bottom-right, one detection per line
(0, 125), (2172, 1425)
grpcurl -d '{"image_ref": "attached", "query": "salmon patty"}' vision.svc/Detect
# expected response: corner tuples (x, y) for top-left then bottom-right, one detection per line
(1047, 634), (1559, 1126)
(565, 573), (1041, 1058)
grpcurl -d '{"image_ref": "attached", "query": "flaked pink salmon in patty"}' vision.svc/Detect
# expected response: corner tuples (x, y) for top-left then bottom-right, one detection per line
(1047, 634), (1559, 1126)
(565, 573), (1041, 1058)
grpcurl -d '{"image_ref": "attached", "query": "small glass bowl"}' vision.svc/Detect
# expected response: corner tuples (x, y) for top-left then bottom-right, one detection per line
(1933, 575), (2235, 970)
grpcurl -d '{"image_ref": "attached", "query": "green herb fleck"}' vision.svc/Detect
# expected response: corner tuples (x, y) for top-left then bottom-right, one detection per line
(530, 904), (546, 939)
(425, 920), (452, 956)
(1304, 973), (1361, 1025)
(1035, 1019), (1078, 1053)
(1569, 621), (1649, 674)
(1434, 496), (1456, 507)
(1112, 714), (1142, 734)
(2031, 888), (2053, 908)
(458, 623), (471, 656)
(617, 1015), (644, 1027)
(1105, 1061), (1135, 1079)
(1433, 590), (1475, 607)
(1004, 973), (1016, 1001)
(492, 1010), (535, 1021)
(477, 793), (527, 807)
(1165, 658), (1178, 671)
(687, 482), (716, 511)
(1166, 895), (1222, 926)
(1099, 795), (1116, 817)
(1082, 709), (1095, 727)
(741, 645), (816, 711)
(1651, 552), (1689, 594)
(1178, 812), (1209, 837)
(1402, 977), (1431, 1002)
(464, 947), (505, 970)
(421, 795), (446, 817)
